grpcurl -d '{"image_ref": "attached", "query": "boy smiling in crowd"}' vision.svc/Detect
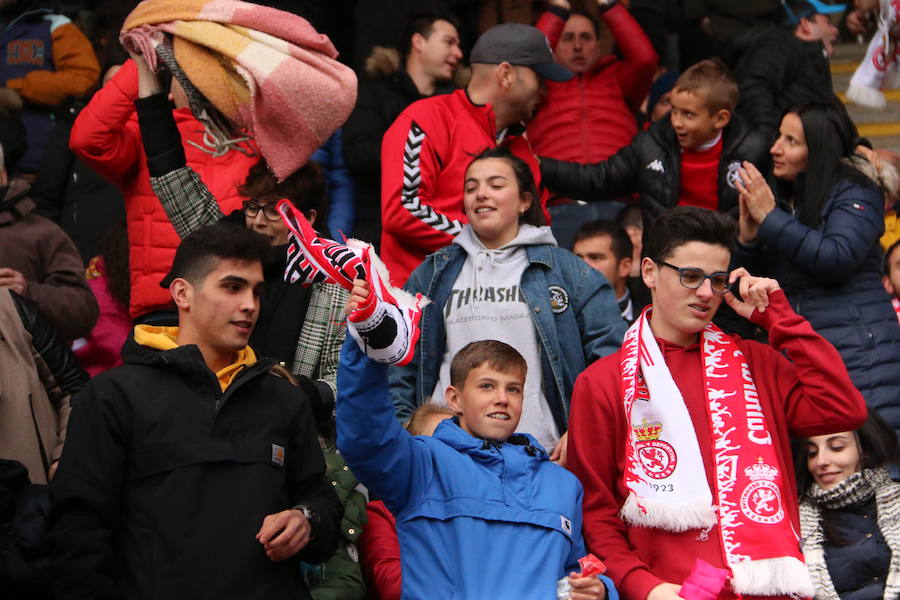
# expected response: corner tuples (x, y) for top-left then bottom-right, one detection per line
(337, 279), (615, 600)
(538, 59), (770, 226)
(566, 207), (866, 600)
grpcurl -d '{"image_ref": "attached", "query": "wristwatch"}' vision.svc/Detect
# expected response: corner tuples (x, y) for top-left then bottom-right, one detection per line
(295, 504), (320, 540)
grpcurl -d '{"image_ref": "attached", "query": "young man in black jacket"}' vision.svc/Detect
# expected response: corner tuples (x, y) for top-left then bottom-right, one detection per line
(539, 58), (770, 227)
(733, 0), (839, 146)
(342, 10), (462, 246)
(49, 223), (342, 600)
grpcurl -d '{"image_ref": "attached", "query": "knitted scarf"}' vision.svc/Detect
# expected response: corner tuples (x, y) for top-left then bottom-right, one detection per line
(799, 467), (900, 600)
(620, 308), (814, 597)
(847, 0), (900, 109)
(121, 0), (357, 181)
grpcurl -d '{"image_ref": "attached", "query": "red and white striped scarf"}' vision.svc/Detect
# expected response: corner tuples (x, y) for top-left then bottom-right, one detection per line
(277, 200), (428, 366)
(620, 308), (814, 597)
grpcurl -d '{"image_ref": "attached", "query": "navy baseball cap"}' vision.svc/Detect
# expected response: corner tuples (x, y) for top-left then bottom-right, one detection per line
(470, 23), (573, 82)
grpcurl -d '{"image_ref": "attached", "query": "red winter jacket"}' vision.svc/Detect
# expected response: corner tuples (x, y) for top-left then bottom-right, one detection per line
(380, 88), (549, 285)
(528, 5), (656, 167)
(69, 60), (258, 319)
(357, 500), (401, 600)
(566, 291), (867, 600)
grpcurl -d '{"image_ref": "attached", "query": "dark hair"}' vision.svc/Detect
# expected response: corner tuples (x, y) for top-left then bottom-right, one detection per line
(401, 10), (461, 58)
(674, 58), (738, 114)
(573, 220), (633, 262)
(88, 0), (132, 73)
(779, 102), (876, 228)
(782, 0), (821, 28)
(465, 146), (546, 227)
(642, 207), (737, 262)
(102, 223), (130, 311)
(793, 410), (900, 545)
(449, 340), (526, 389)
(568, 10), (600, 37)
(405, 403), (455, 436)
(616, 204), (643, 231)
(239, 158), (329, 224)
(161, 222), (271, 287)
(886, 239), (900, 275)
(0, 111), (26, 171)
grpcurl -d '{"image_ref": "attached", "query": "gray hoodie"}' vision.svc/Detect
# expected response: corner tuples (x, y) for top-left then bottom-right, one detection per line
(431, 224), (561, 452)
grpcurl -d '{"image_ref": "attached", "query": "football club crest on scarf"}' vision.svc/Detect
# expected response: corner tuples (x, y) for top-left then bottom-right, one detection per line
(633, 419), (677, 480)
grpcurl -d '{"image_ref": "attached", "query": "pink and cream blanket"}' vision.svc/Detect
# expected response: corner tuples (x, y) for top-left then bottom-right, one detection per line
(121, 0), (357, 180)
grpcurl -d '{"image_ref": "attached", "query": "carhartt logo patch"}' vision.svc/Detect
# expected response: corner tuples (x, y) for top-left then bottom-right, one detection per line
(271, 444), (285, 466)
(646, 159), (664, 173)
(560, 515), (573, 535)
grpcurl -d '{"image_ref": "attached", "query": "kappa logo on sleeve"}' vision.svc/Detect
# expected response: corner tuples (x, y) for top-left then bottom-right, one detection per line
(645, 159), (665, 173)
(560, 515), (573, 535)
(271, 444), (285, 467)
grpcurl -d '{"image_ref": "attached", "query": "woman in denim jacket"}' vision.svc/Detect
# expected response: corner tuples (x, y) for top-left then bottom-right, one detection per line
(389, 147), (626, 463)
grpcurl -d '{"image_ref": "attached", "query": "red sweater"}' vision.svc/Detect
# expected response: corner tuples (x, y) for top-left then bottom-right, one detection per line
(678, 136), (723, 210)
(529, 6), (657, 167)
(357, 500), (401, 600)
(567, 290), (866, 600)
(379, 88), (549, 286)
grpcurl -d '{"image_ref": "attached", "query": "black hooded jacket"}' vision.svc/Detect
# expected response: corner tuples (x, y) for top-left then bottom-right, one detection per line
(540, 114), (771, 225)
(49, 335), (341, 600)
(733, 26), (835, 145)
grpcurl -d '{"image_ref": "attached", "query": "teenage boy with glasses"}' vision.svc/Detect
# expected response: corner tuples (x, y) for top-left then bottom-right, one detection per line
(566, 206), (866, 600)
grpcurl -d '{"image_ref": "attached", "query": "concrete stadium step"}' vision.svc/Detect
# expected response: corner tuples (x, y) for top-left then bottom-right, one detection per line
(831, 41), (900, 152)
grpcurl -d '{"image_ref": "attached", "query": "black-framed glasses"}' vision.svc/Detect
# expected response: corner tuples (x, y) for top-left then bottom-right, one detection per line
(243, 200), (281, 222)
(657, 261), (731, 295)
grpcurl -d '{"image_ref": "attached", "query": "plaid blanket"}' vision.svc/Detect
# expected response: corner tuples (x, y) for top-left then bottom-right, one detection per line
(121, 0), (357, 180)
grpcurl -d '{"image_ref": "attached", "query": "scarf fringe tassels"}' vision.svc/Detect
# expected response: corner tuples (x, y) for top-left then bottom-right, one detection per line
(620, 493), (717, 532)
(730, 557), (815, 597)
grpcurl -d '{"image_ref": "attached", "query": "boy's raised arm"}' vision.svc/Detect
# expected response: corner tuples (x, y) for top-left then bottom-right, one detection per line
(335, 333), (430, 513)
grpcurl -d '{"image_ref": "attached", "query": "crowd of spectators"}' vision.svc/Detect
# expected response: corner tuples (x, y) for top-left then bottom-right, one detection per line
(1, 0), (899, 599)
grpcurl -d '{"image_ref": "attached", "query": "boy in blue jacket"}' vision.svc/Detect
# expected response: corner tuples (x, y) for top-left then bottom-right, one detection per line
(337, 280), (616, 600)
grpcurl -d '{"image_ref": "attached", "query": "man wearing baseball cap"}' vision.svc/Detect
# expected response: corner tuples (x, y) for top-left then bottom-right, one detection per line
(733, 0), (840, 145)
(379, 22), (572, 285)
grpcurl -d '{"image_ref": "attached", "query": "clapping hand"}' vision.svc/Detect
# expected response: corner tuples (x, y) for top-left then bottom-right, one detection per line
(734, 162), (775, 243)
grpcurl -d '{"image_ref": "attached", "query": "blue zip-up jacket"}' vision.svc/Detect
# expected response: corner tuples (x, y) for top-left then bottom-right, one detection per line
(336, 337), (618, 599)
(389, 241), (626, 431)
(732, 174), (900, 434)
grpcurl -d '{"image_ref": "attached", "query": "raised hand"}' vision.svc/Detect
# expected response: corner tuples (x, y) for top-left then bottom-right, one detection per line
(725, 267), (781, 319)
(346, 278), (371, 314)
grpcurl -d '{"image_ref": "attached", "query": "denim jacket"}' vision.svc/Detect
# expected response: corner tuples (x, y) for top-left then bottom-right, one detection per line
(389, 242), (626, 434)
